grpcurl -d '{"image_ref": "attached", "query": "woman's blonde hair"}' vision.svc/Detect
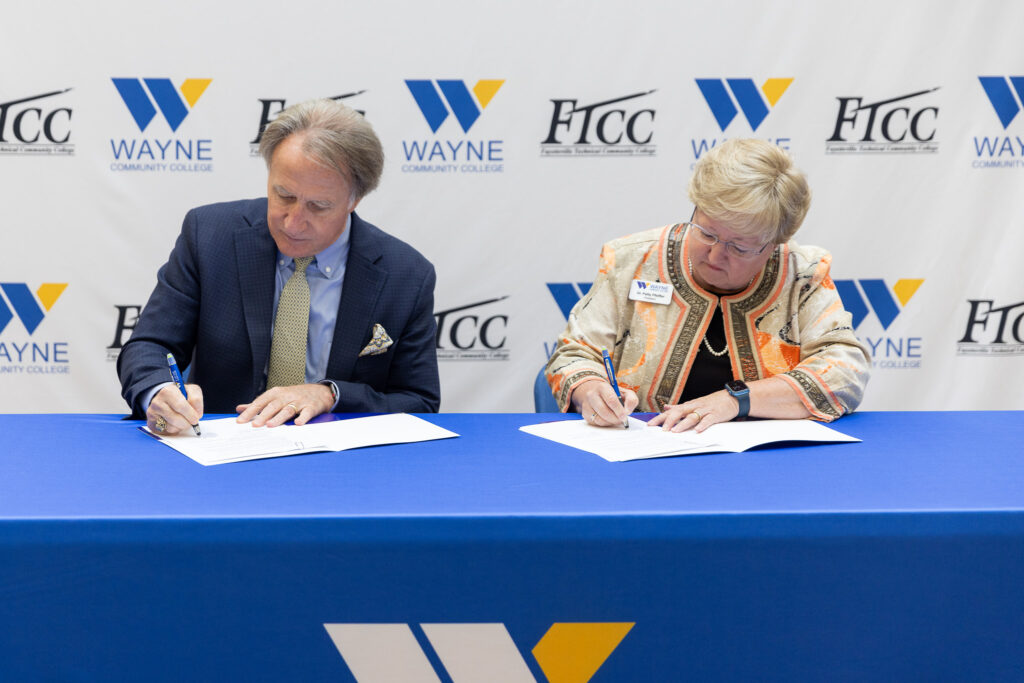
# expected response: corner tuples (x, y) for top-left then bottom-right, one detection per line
(688, 138), (811, 244)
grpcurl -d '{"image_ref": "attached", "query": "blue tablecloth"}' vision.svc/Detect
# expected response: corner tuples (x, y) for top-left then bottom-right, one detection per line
(1, 411), (1023, 682)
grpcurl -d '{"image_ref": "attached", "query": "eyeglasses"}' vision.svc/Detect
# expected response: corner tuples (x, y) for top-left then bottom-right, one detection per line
(685, 221), (772, 259)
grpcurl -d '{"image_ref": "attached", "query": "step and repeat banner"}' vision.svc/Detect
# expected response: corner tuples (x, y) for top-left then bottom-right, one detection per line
(1, 1), (1021, 413)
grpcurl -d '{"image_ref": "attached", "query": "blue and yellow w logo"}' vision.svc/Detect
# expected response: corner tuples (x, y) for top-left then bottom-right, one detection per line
(835, 279), (923, 330)
(112, 78), (212, 132)
(695, 78), (793, 131)
(0, 283), (67, 335)
(325, 621), (633, 683)
(978, 76), (1024, 129)
(547, 283), (592, 320)
(405, 79), (504, 133)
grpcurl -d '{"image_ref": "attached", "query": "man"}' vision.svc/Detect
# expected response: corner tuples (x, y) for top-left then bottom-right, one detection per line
(118, 99), (440, 435)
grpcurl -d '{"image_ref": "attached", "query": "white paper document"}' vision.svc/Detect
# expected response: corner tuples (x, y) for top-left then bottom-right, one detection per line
(520, 416), (860, 462)
(144, 413), (459, 466)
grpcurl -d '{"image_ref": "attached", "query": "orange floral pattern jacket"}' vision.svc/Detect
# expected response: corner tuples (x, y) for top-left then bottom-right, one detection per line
(545, 224), (871, 421)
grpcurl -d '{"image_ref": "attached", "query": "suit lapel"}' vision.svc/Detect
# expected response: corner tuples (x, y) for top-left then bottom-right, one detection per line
(236, 217), (278, 395)
(328, 214), (386, 380)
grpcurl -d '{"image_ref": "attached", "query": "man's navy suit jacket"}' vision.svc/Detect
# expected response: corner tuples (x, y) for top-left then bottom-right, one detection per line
(117, 198), (440, 416)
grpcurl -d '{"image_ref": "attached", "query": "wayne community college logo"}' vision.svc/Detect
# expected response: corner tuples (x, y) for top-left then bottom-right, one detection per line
(978, 76), (1024, 129)
(112, 78), (211, 132)
(835, 278), (923, 331)
(406, 79), (503, 133)
(696, 78), (793, 132)
(835, 278), (924, 369)
(0, 282), (70, 375)
(972, 76), (1024, 169)
(690, 78), (793, 167)
(543, 282), (592, 358)
(324, 621), (633, 683)
(110, 77), (213, 173)
(546, 282), (592, 321)
(401, 79), (505, 174)
(0, 283), (67, 335)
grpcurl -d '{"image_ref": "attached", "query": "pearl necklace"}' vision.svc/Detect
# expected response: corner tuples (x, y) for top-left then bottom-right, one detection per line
(702, 333), (729, 357)
(688, 256), (729, 357)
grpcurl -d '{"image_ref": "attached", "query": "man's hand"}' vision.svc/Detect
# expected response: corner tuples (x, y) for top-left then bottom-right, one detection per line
(570, 378), (638, 428)
(148, 384), (204, 435)
(236, 383), (334, 427)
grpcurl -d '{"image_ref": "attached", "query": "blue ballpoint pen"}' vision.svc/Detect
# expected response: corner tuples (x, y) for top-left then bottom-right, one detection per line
(601, 348), (629, 429)
(166, 353), (201, 436)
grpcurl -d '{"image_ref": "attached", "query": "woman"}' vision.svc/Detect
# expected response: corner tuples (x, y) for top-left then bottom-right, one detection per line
(545, 139), (870, 432)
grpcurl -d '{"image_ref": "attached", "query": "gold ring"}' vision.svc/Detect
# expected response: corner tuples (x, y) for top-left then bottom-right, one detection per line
(287, 403), (299, 413)
(154, 416), (167, 433)
(691, 410), (703, 422)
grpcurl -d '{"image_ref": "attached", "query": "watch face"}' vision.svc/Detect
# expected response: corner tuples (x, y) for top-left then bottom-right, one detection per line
(726, 380), (748, 394)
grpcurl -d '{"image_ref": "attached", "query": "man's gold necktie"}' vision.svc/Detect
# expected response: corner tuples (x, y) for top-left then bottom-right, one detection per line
(267, 256), (313, 389)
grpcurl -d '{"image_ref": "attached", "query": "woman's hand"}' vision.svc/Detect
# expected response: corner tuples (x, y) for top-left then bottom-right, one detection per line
(570, 379), (639, 428)
(650, 377), (812, 432)
(649, 390), (738, 433)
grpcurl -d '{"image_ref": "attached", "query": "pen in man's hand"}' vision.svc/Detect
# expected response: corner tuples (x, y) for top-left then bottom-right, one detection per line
(166, 353), (201, 436)
(601, 348), (629, 429)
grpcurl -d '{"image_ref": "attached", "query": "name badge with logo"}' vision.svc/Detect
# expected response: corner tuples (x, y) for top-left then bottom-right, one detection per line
(629, 279), (673, 304)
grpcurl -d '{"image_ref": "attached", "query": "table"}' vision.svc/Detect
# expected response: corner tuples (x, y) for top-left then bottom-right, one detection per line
(1, 412), (1023, 682)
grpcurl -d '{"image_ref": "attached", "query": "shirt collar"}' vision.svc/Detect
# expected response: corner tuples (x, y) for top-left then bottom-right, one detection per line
(276, 213), (351, 280)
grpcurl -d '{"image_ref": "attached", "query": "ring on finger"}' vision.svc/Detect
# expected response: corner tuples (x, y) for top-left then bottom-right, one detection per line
(154, 416), (167, 433)
(286, 403), (299, 413)
(690, 410), (703, 422)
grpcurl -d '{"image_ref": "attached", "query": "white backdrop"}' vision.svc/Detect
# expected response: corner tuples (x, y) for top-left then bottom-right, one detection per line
(1, 0), (1022, 413)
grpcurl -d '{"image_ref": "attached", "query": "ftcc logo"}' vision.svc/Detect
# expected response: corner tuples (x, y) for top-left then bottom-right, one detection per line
(826, 87), (940, 154)
(0, 88), (74, 155)
(402, 79), (505, 174)
(835, 278), (924, 369)
(540, 89), (657, 157)
(324, 621), (633, 683)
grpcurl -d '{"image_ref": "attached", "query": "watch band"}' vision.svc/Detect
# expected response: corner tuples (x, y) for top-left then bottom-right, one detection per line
(725, 381), (750, 419)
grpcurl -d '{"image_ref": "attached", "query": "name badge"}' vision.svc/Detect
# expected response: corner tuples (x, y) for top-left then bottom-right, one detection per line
(629, 279), (673, 304)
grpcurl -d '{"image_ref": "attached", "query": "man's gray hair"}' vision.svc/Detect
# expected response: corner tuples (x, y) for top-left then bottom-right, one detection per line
(259, 99), (384, 201)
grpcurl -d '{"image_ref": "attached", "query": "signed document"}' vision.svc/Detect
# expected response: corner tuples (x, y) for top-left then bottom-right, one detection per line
(143, 413), (458, 466)
(520, 416), (860, 462)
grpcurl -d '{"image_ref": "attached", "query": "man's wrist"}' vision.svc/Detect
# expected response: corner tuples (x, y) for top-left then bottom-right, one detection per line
(141, 381), (175, 414)
(319, 379), (340, 410)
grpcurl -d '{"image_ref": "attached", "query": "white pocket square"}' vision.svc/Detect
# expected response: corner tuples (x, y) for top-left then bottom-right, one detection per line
(359, 323), (393, 357)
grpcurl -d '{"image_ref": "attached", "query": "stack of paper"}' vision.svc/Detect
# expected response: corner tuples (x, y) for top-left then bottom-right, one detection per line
(144, 413), (459, 466)
(520, 416), (860, 462)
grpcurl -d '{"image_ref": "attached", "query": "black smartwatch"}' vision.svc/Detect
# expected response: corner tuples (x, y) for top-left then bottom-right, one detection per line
(724, 380), (750, 419)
